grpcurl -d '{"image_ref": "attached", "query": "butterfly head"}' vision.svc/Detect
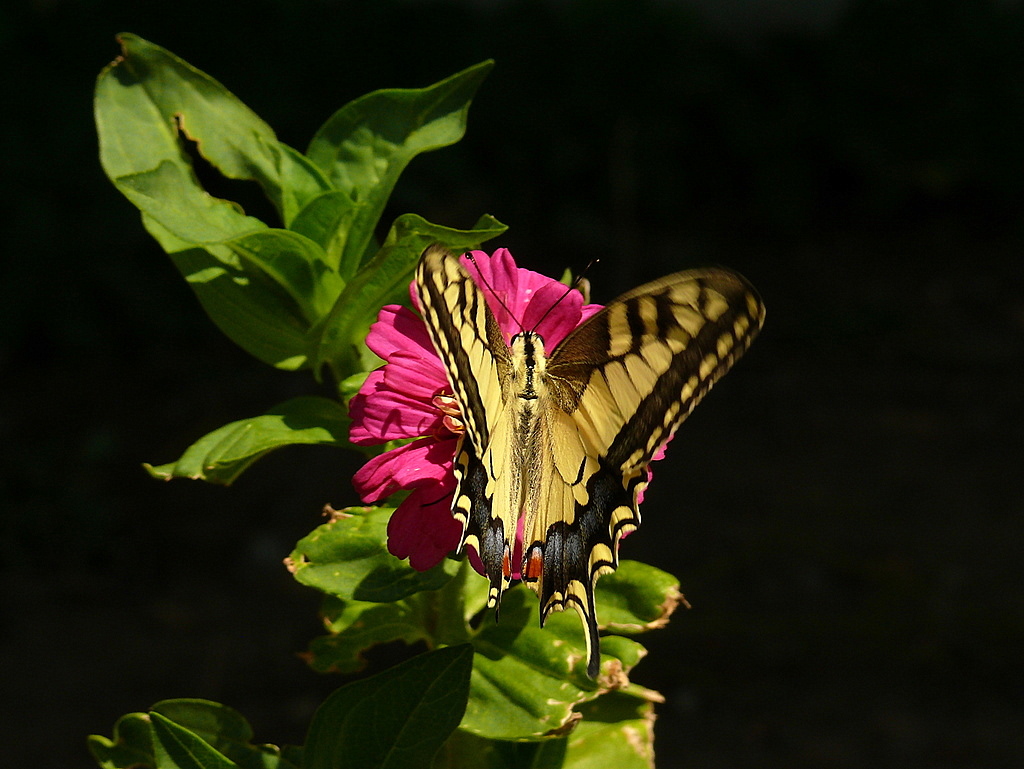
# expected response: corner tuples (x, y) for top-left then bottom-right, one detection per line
(509, 330), (548, 401)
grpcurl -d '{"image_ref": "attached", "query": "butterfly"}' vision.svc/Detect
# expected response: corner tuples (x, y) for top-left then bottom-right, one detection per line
(414, 245), (765, 678)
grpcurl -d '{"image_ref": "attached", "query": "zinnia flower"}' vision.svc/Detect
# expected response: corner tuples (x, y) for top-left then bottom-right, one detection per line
(348, 247), (602, 573)
(348, 248), (603, 572)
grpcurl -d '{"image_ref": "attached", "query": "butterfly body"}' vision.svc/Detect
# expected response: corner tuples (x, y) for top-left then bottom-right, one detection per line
(415, 246), (764, 678)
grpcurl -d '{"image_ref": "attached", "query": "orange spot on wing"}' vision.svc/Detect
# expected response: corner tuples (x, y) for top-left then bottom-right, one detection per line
(523, 544), (544, 582)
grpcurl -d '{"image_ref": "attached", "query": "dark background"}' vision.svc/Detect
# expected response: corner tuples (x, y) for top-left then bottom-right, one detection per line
(2, 1), (1022, 767)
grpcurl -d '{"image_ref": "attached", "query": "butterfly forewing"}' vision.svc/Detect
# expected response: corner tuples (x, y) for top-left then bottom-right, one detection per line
(550, 269), (764, 470)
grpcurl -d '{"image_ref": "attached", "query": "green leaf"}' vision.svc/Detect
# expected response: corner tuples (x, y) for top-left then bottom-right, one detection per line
(97, 38), (501, 378)
(96, 34), (346, 372)
(338, 371), (372, 401)
(152, 700), (299, 769)
(460, 587), (640, 741)
(589, 560), (685, 634)
(462, 597), (593, 741)
(561, 691), (659, 769)
(303, 645), (474, 769)
(89, 701), (299, 769)
(313, 212), (507, 379)
(304, 559), (678, 743)
(307, 60), (494, 277)
(143, 216), (313, 370)
(145, 396), (349, 484)
(89, 712), (154, 769)
(455, 559), (679, 742)
(97, 33), (330, 230)
(433, 730), (568, 769)
(303, 560), (481, 676)
(222, 229), (343, 324)
(151, 712), (236, 769)
(289, 191), (358, 271)
(296, 553), (674, 743)
(304, 596), (430, 675)
(115, 160), (267, 244)
(591, 634), (647, 672)
(289, 507), (458, 602)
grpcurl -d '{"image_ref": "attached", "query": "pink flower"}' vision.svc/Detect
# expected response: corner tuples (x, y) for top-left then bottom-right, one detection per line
(349, 248), (603, 572)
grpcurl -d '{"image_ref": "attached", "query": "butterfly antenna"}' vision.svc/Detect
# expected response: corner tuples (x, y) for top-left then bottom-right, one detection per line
(464, 252), (525, 334)
(530, 258), (599, 332)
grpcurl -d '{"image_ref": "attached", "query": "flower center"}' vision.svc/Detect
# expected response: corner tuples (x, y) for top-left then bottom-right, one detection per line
(432, 393), (465, 435)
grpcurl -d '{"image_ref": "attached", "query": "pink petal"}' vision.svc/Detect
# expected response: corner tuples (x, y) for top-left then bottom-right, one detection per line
(461, 250), (520, 334)
(636, 440), (672, 505)
(352, 437), (455, 503)
(466, 545), (485, 577)
(382, 350), (448, 401)
(348, 370), (386, 445)
(366, 305), (436, 362)
(462, 249), (517, 297)
(465, 248), (552, 335)
(387, 481), (461, 571)
(408, 279), (422, 312)
(525, 281), (583, 348)
(348, 360), (449, 445)
(459, 250), (592, 347)
(352, 389), (444, 444)
(510, 515), (525, 580)
(579, 303), (604, 322)
(514, 265), (567, 320)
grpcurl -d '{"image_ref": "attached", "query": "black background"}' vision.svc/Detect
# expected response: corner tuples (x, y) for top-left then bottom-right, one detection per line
(2, 1), (1023, 767)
